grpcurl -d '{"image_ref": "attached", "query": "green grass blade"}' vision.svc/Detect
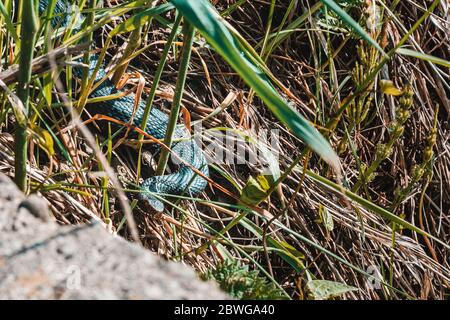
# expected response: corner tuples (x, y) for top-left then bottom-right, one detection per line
(320, 0), (385, 55)
(302, 167), (450, 251)
(110, 3), (174, 36)
(258, 1), (323, 51)
(0, 1), (19, 43)
(170, 0), (339, 171)
(397, 47), (450, 68)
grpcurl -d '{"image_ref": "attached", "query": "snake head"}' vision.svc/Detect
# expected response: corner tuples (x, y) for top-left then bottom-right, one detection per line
(139, 179), (165, 213)
(139, 192), (164, 213)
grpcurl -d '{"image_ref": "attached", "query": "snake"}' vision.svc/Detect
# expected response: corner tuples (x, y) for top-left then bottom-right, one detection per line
(37, 0), (209, 212)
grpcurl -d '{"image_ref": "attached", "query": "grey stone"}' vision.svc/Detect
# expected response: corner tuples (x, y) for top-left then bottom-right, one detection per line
(0, 173), (228, 300)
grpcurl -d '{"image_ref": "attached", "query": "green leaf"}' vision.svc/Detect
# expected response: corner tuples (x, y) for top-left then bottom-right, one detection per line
(380, 80), (403, 96)
(317, 203), (334, 232)
(397, 48), (450, 68)
(240, 175), (271, 206)
(211, 242), (235, 262)
(307, 279), (358, 300)
(320, 0), (385, 55)
(110, 3), (175, 36)
(170, 0), (339, 171)
(278, 241), (305, 260)
(30, 124), (55, 156)
(0, 1), (19, 42)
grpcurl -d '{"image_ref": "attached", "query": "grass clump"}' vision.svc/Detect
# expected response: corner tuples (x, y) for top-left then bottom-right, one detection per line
(202, 260), (288, 300)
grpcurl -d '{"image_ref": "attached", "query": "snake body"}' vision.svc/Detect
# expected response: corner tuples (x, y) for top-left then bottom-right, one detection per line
(38, 0), (209, 211)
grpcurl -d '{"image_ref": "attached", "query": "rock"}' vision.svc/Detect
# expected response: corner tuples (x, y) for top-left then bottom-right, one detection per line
(0, 173), (228, 299)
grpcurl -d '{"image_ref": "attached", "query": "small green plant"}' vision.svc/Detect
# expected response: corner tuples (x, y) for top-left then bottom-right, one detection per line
(352, 85), (413, 193)
(202, 260), (288, 300)
(317, 0), (364, 34)
(391, 103), (438, 211)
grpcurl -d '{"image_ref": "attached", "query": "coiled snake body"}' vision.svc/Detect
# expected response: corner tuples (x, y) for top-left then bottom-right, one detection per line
(39, 0), (209, 211)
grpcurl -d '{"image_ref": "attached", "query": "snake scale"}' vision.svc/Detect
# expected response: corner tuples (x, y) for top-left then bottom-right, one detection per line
(38, 0), (209, 211)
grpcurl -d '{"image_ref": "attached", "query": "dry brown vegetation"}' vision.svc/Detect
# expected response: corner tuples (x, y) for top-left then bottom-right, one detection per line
(0, 0), (448, 299)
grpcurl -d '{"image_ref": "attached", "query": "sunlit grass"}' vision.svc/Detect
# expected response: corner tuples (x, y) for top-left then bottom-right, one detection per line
(0, 0), (448, 300)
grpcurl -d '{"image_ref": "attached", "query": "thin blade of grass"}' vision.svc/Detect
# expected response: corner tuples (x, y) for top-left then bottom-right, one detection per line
(320, 0), (385, 55)
(302, 167), (450, 251)
(110, 3), (175, 36)
(0, 1), (19, 42)
(171, 0), (339, 172)
(397, 47), (450, 68)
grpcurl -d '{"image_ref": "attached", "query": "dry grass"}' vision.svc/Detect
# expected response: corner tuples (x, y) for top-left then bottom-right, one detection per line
(0, 0), (448, 299)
